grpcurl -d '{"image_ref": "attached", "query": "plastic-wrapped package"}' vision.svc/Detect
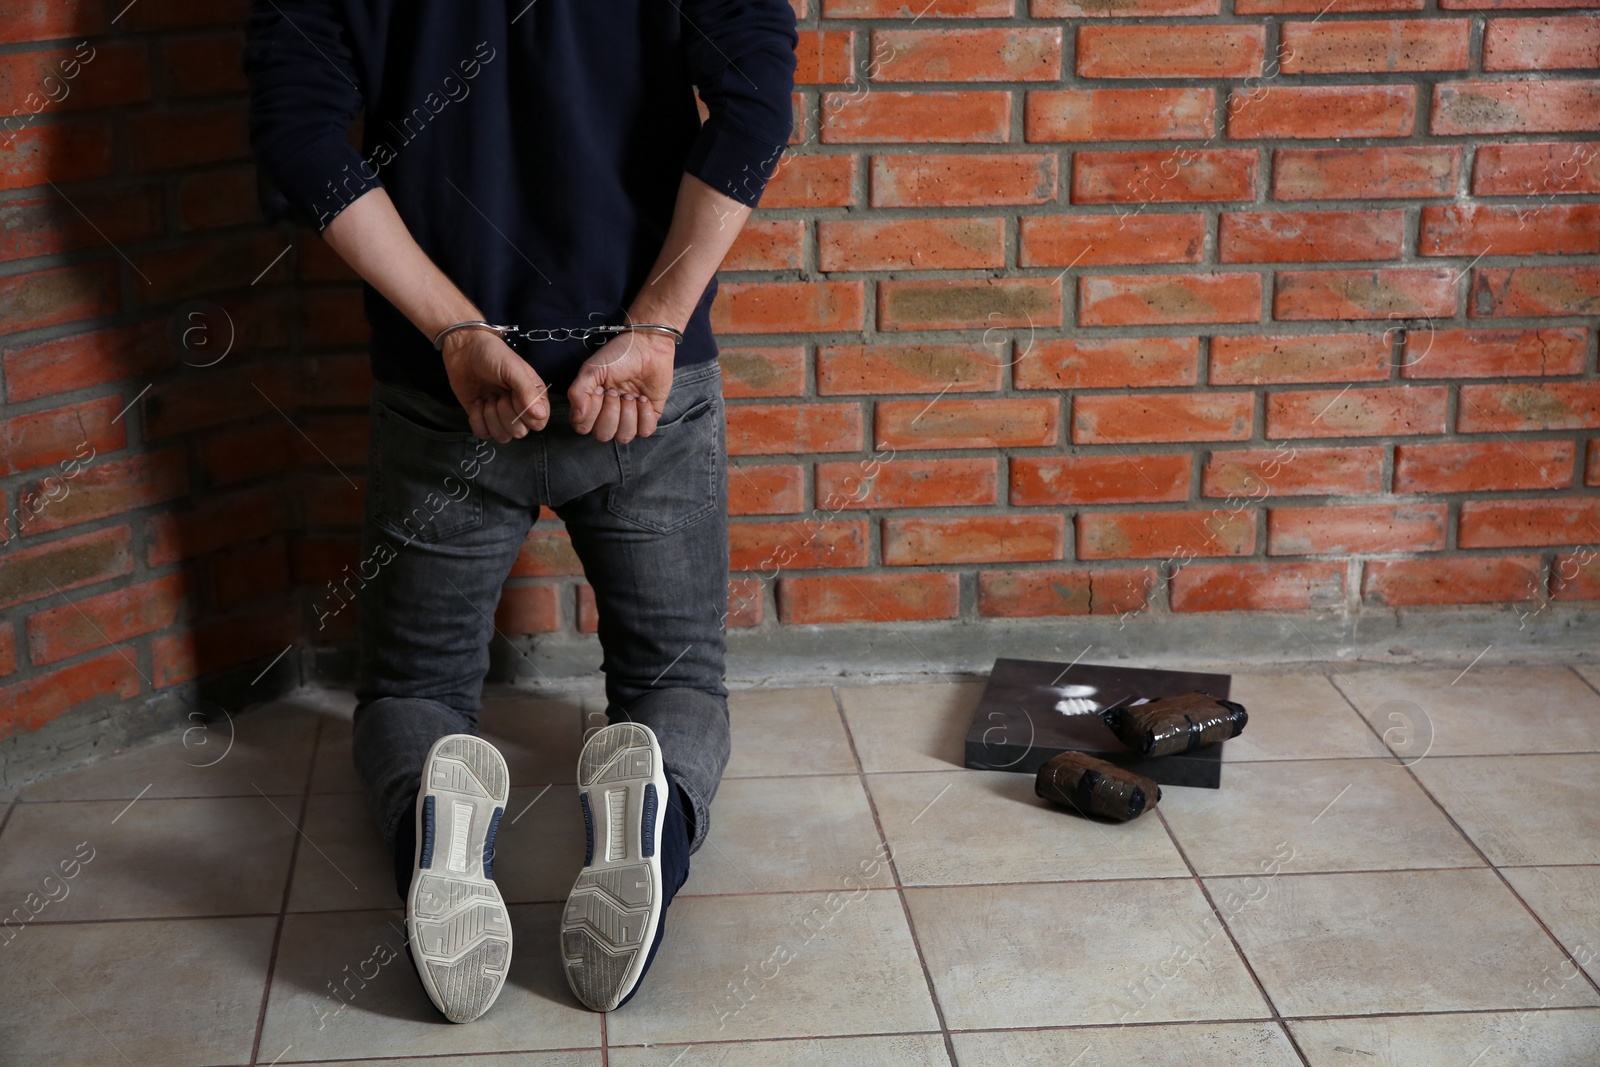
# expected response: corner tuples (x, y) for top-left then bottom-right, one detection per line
(1035, 751), (1161, 822)
(1103, 692), (1248, 758)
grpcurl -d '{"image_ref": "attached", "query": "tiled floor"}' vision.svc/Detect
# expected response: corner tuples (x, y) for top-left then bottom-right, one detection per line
(2, 666), (1600, 1065)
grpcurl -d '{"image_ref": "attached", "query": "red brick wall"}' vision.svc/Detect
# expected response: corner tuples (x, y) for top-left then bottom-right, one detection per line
(2, 0), (1598, 745)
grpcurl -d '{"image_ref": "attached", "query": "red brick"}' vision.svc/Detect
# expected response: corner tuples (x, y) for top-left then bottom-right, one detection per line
(0, 43), (150, 114)
(1078, 509), (1256, 560)
(0, 624), (13, 677)
(778, 572), (959, 624)
(0, 650), (141, 741)
(879, 278), (1061, 331)
(1273, 146), (1459, 200)
(821, 90), (1010, 143)
(1078, 26), (1264, 78)
(1399, 327), (1587, 379)
(1395, 441), (1574, 493)
(1458, 384), (1600, 434)
(1072, 392), (1253, 444)
(293, 353), (376, 409)
(1012, 454), (1192, 505)
(302, 475), (363, 527)
(1026, 89), (1213, 143)
(1079, 273), (1262, 326)
(977, 566), (1156, 618)
(494, 586), (562, 635)
(145, 486), (288, 566)
(723, 578), (766, 628)
(291, 412), (369, 469)
(795, 30), (855, 84)
(1434, 80), (1600, 135)
(163, 32), (249, 97)
(290, 535), (359, 586)
(300, 289), (370, 346)
(0, 119), (114, 191)
(1444, 0), (1600, 7)
(726, 403), (863, 456)
(1034, 0), (1219, 13)
(0, 526), (132, 610)
(873, 28), (1061, 82)
(1458, 499), (1600, 549)
(1020, 213), (1205, 267)
(1203, 446), (1384, 498)
(1220, 210), (1404, 264)
(297, 234), (358, 282)
(1472, 142), (1600, 196)
(211, 538), (291, 609)
(0, 262), (118, 335)
(150, 602), (296, 690)
(1239, 0), (1420, 10)
(1171, 561), (1346, 612)
(819, 217), (1004, 271)
(1073, 150), (1259, 204)
(827, 0), (1011, 14)
(138, 233), (289, 303)
(1015, 336), (1199, 391)
(885, 515), (1064, 565)
(817, 344), (1002, 395)
(1266, 386), (1448, 439)
(730, 464), (806, 516)
(119, 0), (247, 29)
(1210, 333), (1390, 385)
(0, 184), (162, 262)
(509, 529), (584, 578)
(876, 398), (1058, 449)
(26, 574), (188, 667)
(871, 153), (1056, 207)
(1364, 556), (1540, 607)
(1421, 204), (1600, 258)
(1269, 504), (1447, 555)
(720, 347), (806, 399)
(1552, 550), (1600, 602)
(143, 362), (293, 440)
(725, 220), (804, 271)
(1470, 267), (1600, 317)
(763, 154), (857, 208)
(1, 395), (123, 477)
(1280, 20), (1470, 73)
(127, 106), (249, 170)
(1483, 17), (1600, 70)
(1590, 440), (1600, 487)
(17, 450), (187, 535)
(816, 456), (998, 509)
(730, 520), (868, 572)
(173, 166), (258, 230)
(0, 2), (108, 44)
(1274, 268), (1457, 320)
(711, 281), (864, 334)
(1229, 85), (1416, 139)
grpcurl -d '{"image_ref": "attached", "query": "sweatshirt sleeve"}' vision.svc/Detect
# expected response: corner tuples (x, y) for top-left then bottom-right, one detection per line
(242, 0), (379, 231)
(678, 0), (799, 209)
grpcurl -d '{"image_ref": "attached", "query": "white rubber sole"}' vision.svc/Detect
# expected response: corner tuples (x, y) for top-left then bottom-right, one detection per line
(560, 722), (668, 1012)
(406, 734), (513, 1023)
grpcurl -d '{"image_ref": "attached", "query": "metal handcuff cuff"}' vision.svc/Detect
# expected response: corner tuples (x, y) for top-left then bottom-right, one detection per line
(431, 319), (684, 350)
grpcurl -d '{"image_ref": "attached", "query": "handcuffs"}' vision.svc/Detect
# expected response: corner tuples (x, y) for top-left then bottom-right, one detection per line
(432, 319), (684, 350)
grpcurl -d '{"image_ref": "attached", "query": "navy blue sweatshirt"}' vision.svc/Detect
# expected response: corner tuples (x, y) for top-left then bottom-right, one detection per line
(243, 0), (798, 402)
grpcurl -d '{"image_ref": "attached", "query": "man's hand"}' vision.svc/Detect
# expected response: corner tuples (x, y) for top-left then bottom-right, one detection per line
(568, 330), (676, 443)
(440, 328), (551, 442)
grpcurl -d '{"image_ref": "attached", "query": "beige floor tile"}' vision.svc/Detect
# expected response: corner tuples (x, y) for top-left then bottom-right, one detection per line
(1576, 664), (1600, 690)
(1412, 754), (1600, 867)
(905, 881), (1268, 1029)
(726, 686), (856, 777)
(1217, 868), (1599, 1017)
(20, 699), (320, 800)
(1290, 1009), (1600, 1067)
(479, 696), (585, 785)
(0, 796), (295, 921)
(492, 784), (586, 902)
(952, 1021), (1301, 1066)
(686, 775), (890, 896)
(870, 769), (1189, 885)
(305, 1056), (600, 1067)
(1161, 759), (1482, 876)
(838, 681), (984, 773)
(610, 1033), (951, 1067)
(1223, 674), (1379, 762)
(259, 905), (600, 1059)
(605, 890), (940, 1045)
(311, 717), (364, 794)
(1502, 866), (1600, 981)
(1331, 667), (1600, 757)
(0, 915), (275, 1066)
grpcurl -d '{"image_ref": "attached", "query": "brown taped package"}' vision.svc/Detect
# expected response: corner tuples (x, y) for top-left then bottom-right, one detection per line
(1035, 751), (1162, 822)
(1103, 692), (1249, 758)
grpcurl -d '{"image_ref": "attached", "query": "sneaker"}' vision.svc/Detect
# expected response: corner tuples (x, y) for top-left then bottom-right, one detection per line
(404, 733), (513, 1023)
(561, 722), (687, 1011)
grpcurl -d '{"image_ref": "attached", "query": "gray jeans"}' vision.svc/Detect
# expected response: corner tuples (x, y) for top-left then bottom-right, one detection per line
(350, 359), (730, 856)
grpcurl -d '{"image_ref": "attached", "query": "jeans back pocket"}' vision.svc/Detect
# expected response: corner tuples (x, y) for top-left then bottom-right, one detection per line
(605, 390), (722, 535)
(369, 399), (493, 544)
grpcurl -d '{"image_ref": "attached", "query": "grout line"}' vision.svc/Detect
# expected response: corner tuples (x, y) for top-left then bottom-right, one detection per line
(0, 794), (18, 842)
(247, 716), (324, 1065)
(599, 1006), (609, 1067)
(829, 684), (963, 1067)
